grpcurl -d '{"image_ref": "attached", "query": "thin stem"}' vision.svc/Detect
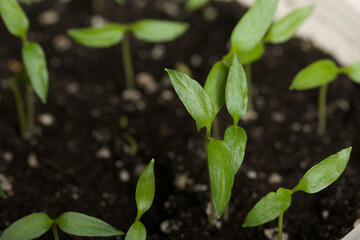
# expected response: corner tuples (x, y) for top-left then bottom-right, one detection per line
(278, 212), (283, 240)
(52, 224), (59, 240)
(204, 126), (215, 221)
(318, 84), (328, 135)
(9, 81), (28, 139)
(244, 63), (254, 112)
(26, 84), (35, 137)
(212, 116), (220, 139)
(120, 132), (138, 157)
(121, 32), (135, 90)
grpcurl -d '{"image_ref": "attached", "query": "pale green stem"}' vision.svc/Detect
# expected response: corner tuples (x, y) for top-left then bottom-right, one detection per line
(9, 81), (27, 138)
(212, 116), (220, 139)
(278, 212), (283, 240)
(318, 84), (328, 135)
(26, 84), (34, 138)
(121, 32), (135, 90)
(52, 224), (59, 240)
(120, 132), (138, 157)
(244, 63), (254, 112)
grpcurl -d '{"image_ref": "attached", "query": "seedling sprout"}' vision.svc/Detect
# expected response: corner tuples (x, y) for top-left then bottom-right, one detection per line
(290, 60), (360, 135)
(0, 0), (49, 139)
(243, 147), (352, 240)
(68, 20), (189, 90)
(0, 159), (155, 240)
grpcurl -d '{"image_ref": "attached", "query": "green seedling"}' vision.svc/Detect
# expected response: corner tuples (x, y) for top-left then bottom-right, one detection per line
(0, 0), (49, 139)
(0, 159), (155, 240)
(186, 0), (210, 12)
(290, 60), (360, 135)
(119, 115), (138, 157)
(243, 147), (352, 240)
(68, 20), (189, 90)
(223, 1), (314, 112)
(0, 186), (6, 199)
(165, 53), (247, 219)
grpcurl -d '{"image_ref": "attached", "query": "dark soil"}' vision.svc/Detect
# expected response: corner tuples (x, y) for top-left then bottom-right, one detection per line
(1, 1), (359, 239)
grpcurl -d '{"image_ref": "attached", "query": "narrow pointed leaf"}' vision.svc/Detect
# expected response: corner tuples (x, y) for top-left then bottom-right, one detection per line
(293, 147), (352, 194)
(207, 138), (234, 217)
(125, 221), (146, 240)
(0, 213), (52, 240)
(0, 186), (7, 199)
(131, 20), (188, 43)
(22, 42), (49, 103)
(243, 188), (292, 227)
(264, 5), (314, 44)
(55, 212), (123, 237)
(290, 59), (339, 90)
(0, 0), (29, 39)
(185, 0), (209, 12)
(135, 159), (155, 221)
(237, 42), (265, 65)
(231, 0), (278, 51)
(224, 125), (247, 175)
(68, 23), (127, 48)
(166, 69), (215, 131)
(342, 62), (360, 83)
(225, 55), (248, 124)
(204, 61), (229, 114)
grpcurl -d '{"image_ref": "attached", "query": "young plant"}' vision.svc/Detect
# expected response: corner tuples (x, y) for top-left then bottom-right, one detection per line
(68, 20), (189, 90)
(243, 147), (352, 240)
(185, 0), (210, 12)
(0, 159), (155, 240)
(0, 186), (6, 199)
(0, 0), (49, 139)
(290, 60), (360, 135)
(165, 53), (247, 219)
(223, 1), (314, 112)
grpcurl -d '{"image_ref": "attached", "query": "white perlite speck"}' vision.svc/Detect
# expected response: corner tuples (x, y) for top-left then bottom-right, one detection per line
(27, 152), (39, 168)
(38, 10), (59, 25)
(38, 113), (55, 126)
(96, 147), (111, 159)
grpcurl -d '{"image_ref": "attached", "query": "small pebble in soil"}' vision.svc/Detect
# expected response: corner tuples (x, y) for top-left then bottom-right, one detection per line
(160, 220), (171, 234)
(121, 89), (142, 101)
(190, 54), (203, 68)
(291, 122), (301, 132)
(90, 15), (107, 27)
(0, 174), (13, 192)
(302, 124), (312, 133)
(271, 112), (285, 123)
(38, 113), (55, 127)
(268, 173), (283, 184)
(2, 151), (13, 163)
(242, 110), (258, 121)
(65, 82), (80, 94)
(151, 44), (166, 60)
(246, 170), (257, 180)
(27, 153), (39, 168)
(264, 228), (289, 240)
(38, 10), (59, 25)
(160, 89), (174, 101)
(6, 59), (23, 73)
(91, 108), (101, 118)
(72, 193), (79, 200)
(192, 184), (208, 192)
(322, 210), (330, 219)
(134, 164), (146, 177)
(136, 72), (159, 94)
(203, 6), (218, 22)
(95, 147), (111, 159)
(52, 35), (71, 52)
(336, 98), (349, 111)
(174, 173), (193, 190)
(118, 170), (130, 182)
(162, 1), (180, 17)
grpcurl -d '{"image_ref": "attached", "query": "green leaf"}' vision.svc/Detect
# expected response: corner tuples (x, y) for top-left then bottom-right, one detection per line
(125, 221), (146, 240)
(264, 5), (314, 44)
(22, 42), (49, 103)
(0, 213), (52, 240)
(55, 212), (123, 237)
(237, 42), (265, 65)
(204, 61), (229, 114)
(231, 0), (278, 51)
(185, 0), (209, 12)
(243, 188), (292, 227)
(342, 62), (360, 84)
(224, 125), (247, 175)
(0, 0), (29, 39)
(135, 159), (155, 221)
(207, 138), (234, 217)
(292, 147), (352, 194)
(68, 23), (127, 48)
(165, 69), (215, 131)
(290, 59), (339, 90)
(0, 186), (7, 199)
(114, 0), (126, 5)
(131, 20), (188, 43)
(225, 54), (248, 124)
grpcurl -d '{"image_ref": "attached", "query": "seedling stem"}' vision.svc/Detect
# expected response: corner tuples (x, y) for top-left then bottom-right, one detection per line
(26, 84), (35, 136)
(318, 84), (328, 135)
(278, 212), (283, 240)
(52, 223), (59, 240)
(122, 32), (135, 90)
(244, 63), (254, 112)
(212, 117), (220, 139)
